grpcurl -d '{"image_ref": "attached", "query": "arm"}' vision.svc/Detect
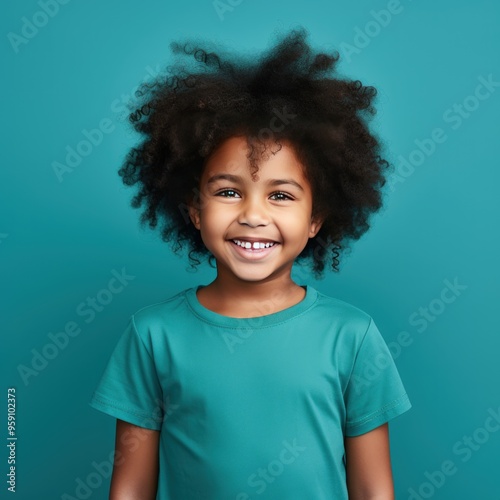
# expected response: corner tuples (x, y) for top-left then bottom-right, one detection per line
(109, 419), (160, 500)
(344, 423), (395, 500)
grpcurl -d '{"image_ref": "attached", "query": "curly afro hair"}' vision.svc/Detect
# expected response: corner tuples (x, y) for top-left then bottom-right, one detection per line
(118, 26), (391, 279)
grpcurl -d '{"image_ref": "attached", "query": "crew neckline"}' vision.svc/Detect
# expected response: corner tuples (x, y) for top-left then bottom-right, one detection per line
(185, 284), (318, 328)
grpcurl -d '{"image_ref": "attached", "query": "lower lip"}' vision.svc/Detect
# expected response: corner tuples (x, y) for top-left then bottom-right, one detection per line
(229, 240), (279, 260)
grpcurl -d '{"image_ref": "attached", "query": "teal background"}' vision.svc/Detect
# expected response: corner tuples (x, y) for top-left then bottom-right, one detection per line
(1, 0), (499, 498)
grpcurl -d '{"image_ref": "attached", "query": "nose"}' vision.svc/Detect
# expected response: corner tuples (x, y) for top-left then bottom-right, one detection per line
(237, 194), (270, 227)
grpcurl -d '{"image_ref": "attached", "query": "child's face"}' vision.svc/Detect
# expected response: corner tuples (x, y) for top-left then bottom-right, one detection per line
(188, 136), (323, 286)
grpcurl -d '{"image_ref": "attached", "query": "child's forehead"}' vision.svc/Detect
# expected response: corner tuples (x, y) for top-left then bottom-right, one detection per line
(201, 135), (310, 181)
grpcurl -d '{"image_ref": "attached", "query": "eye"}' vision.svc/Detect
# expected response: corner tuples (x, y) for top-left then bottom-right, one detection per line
(215, 189), (240, 198)
(270, 191), (293, 201)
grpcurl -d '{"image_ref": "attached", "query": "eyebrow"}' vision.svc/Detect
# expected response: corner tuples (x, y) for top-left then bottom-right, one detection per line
(206, 173), (304, 192)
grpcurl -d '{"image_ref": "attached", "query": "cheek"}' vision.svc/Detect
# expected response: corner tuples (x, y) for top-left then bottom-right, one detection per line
(282, 212), (315, 239)
(199, 204), (230, 236)
(205, 203), (232, 223)
(278, 220), (308, 242)
(281, 209), (310, 226)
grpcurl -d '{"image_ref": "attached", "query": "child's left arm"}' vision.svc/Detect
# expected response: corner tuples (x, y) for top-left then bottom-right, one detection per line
(344, 423), (395, 499)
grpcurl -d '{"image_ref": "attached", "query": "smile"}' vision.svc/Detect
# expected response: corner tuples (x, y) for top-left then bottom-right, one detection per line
(232, 239), (276, 249)
(229, 239), (279, 260)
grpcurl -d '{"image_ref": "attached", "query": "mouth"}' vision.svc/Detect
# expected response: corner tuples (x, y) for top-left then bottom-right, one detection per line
(228, 239), (279, 260)
(231, 239), (277, 250)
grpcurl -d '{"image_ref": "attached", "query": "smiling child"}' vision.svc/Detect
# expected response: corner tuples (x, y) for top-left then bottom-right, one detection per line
(89, 27), (412, 499)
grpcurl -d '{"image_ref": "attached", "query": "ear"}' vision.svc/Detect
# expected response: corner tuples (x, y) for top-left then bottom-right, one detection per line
(308, 215), (324, 238)
(187, 202), (201, 230)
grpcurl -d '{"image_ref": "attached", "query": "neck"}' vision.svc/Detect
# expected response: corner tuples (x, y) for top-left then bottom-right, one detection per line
(198, 275), (305, 317)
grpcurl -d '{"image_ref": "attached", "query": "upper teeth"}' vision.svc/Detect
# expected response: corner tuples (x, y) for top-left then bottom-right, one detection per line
(233, 239), (275, 249)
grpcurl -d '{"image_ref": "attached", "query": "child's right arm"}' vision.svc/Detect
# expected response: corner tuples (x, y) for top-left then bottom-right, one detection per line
(109, 419), (160, 500)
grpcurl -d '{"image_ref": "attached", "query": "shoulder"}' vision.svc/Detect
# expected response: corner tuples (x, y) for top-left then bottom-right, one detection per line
(307, 287), (381, 359)
(128, 286), (194, 335)
(312, 287), (373, 333)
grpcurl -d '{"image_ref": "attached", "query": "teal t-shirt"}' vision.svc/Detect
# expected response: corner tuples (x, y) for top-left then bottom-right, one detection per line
(89, 284), (411, 499)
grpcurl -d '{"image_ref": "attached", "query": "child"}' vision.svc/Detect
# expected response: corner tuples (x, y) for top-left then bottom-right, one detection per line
(89, 27), (412, 499)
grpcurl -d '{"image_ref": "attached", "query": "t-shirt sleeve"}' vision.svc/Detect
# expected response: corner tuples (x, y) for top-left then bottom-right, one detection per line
(344, 317), (412, 437)
(88, 315), (164, 430)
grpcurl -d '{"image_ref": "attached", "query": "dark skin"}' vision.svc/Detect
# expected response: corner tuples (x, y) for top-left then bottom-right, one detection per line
(109, 420), (160, 500)
(344, 423), (396, 499)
